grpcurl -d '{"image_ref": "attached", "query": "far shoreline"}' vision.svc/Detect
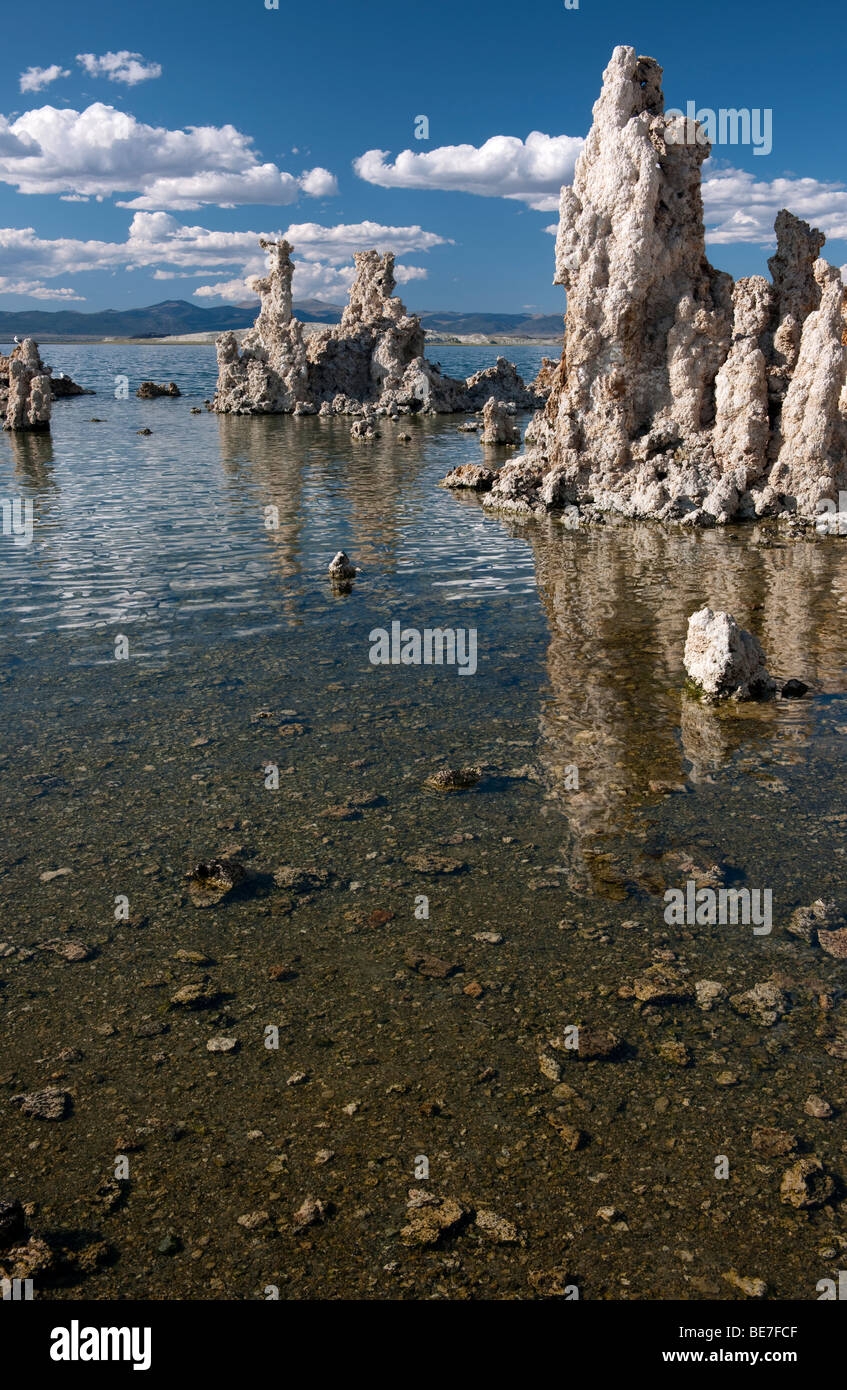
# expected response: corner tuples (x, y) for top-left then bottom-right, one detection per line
(1, 333), (563, 349)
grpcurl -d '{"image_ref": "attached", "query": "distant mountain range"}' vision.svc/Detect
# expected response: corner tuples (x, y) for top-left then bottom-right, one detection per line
(0, 298), (563, 341)
(419, 309), (563, 337)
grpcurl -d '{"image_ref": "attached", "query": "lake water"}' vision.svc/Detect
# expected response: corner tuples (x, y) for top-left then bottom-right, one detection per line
(2, 342), (846, 1301)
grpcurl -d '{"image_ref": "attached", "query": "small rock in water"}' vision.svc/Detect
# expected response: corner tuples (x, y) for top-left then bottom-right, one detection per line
(547, 1112), (585, 1150)
(404, 950), (460, 979)
(11, 1087), (72, 1121)
(136, 381), (180, 398)
(424, 766), (482, 792)
(538, 1052), (562, 1082)
(631, 964), (693, 1005)
(268, 961), (298, 981)
(350, 416), (379, 441)
(400, 1193), (467, 1247)
(780, 678), (809, 698)
(366, 908), (395, 928)
(237, 1210), (269, 1230)
(40, 939), (94, 962)
(779, 1157), (835, 1209)
(818, 927), (847, 958)
(825, 1033), (847, 1061)
(694, 980), (727, 1011)
(321, 803), (361, 820)
(729, 981), (789, 1027)
(787, 898), (841, 944)
(480, 396), (520, 445)
(185, 857), (246, 908)
(441, 463), (495, 491)
(683, 607), (775, 701)
(804, 1095), (833, 1119)
(475, 1209), (518, 1243)
(328, 551), (356, 585)
(723, 1269), (768, 1298)
(293, 1195), (326, 1230)
(576, 1028), (622, 1061)
(752, 1126), (798, 1158)
(170, 980), (221, 1010)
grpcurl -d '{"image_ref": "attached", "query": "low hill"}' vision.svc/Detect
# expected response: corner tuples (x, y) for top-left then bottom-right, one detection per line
(0, 299), (563, 342)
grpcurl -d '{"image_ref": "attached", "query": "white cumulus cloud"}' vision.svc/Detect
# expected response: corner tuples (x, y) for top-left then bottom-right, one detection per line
(354, 132), (584, 211)
(192, 263), (356, 303)
(0, 215), (448, 304)
(0, 102), (340, 210)
(702, 165), (847, 244)
(355, 125), (847, 250)
(298, 167), (339, 198)
(76, 51), (162, 85)
(192, 277), (261, 303)
(279, 220), (449, 263)
(0, 278), (84, 299)
(19, 64), (70, 94)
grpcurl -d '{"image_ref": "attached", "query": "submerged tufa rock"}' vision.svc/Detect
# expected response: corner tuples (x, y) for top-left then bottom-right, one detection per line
(441, 462), (495, 491)
(328, 550), (356, 582)
(11, 1086), (72, 1120)
(779, 1157), (836, 1209)
(400, 1191), (468, 1247)
(185, 857), (246, 907)
(136, 381), (181, 399)
(424, 766), (482, 792)
(683, 607), (775, 700)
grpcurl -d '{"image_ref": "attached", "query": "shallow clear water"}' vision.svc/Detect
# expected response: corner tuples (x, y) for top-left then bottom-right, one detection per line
(2, 343), (847, 1301)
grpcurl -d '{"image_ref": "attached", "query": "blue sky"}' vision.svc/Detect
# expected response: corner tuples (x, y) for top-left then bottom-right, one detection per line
(1, 0), (845, 314)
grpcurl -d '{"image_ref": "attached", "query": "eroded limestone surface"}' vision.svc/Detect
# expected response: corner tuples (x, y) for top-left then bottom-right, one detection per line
(480, 397), (521, 445)
(477, 46), (847, 525)
(683, 607), (775, 701)
(214, 243), (545, 418)
(1, 340), (52, 432)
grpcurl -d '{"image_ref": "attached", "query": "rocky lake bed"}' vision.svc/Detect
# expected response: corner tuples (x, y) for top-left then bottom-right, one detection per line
(1, 344), (847, 1299)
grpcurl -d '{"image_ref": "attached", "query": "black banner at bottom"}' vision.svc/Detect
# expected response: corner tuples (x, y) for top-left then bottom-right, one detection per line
(1, 1298), (841, 1378)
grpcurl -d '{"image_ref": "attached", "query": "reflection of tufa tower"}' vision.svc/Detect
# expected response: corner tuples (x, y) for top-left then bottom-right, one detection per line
(215, 413), (306, 614)
(524, 521), (843, 896)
